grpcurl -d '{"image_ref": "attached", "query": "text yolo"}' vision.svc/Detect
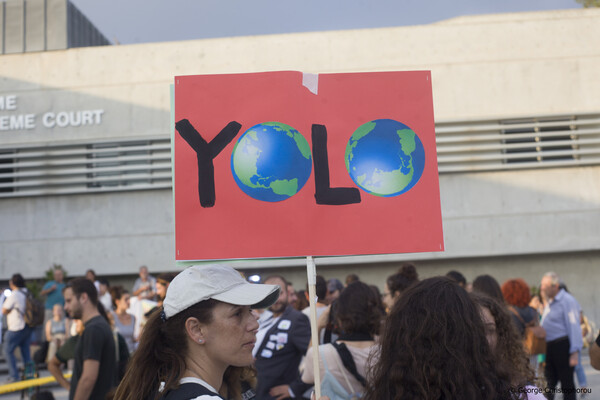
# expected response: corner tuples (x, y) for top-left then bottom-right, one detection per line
(176, 119), (365, 208)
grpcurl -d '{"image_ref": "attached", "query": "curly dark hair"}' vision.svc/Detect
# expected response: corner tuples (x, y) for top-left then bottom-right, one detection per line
(386, 263), (419, 297)
(470, 293), (536, 388)
(364, 277), (518, 400)
(335, 281), (384, 336)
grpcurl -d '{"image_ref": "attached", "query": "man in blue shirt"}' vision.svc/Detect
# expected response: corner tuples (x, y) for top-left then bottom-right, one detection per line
(541, 272), (583, 400)
(40, 268), (66, 326)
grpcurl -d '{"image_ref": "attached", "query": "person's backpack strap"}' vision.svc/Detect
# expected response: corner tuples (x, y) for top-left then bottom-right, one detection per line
(18, 288), (44, 327)
(326, 344), (357, 397)
(15, 289), (26, 315)
(319, 345), (355, 400)
(331, 342), (367, 387)
(508, 306), (526, 325)
(508, 305), (537, 328)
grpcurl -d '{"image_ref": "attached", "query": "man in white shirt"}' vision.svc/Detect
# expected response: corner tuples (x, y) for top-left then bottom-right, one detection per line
(132, 266), (157, 301)
(2, 274), (33, 382)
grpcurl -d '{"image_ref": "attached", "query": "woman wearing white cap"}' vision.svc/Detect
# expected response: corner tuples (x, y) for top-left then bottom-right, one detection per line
(113, 264), (280, 400)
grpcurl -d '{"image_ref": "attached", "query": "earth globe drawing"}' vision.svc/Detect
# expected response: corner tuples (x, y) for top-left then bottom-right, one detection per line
(345, 119), (425, 197)
(231, 122), (312, 202)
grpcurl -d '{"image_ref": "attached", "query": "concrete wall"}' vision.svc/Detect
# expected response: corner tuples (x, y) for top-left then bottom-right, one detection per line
(1, 9), (599, 322)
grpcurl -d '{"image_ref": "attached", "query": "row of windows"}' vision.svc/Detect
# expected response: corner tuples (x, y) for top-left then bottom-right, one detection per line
(0, 138), (172, 197)
(1, 113), (599, 198)
(435, 113), (600, 172)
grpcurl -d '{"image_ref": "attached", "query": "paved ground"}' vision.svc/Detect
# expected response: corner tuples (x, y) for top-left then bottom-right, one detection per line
(0, 351), (598, 399)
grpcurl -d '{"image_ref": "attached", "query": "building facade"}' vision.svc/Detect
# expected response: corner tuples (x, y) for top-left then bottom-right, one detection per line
(1, 8), (599, 320)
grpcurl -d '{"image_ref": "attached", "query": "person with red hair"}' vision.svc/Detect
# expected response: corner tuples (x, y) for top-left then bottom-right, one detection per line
(502, 279), (540, 336)
(502, 279), (531, 309)
(502, 279), (542, 372)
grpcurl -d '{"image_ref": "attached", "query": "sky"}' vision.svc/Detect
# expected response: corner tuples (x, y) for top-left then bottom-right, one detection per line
(70, 0), (581, 45)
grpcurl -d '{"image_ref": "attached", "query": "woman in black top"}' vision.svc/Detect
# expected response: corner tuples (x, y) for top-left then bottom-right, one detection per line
(113, 264), (280, 400)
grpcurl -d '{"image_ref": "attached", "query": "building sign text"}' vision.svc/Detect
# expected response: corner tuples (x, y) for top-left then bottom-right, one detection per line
(0, 94), (104, 132)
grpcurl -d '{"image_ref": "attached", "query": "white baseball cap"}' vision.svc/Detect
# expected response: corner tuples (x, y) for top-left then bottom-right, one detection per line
(163, 264), (280, 319)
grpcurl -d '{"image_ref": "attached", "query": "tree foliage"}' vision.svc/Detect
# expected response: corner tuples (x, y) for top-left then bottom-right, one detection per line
(44, 263), (67, 281)
(576, 0), (600, 7)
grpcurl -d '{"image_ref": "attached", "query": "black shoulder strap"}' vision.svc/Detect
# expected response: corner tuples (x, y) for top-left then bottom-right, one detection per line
(162, 383), (223, 400)
(508, 306), (526, 325)
(331, 342), (367, 387)
(323, 328), (333, 344)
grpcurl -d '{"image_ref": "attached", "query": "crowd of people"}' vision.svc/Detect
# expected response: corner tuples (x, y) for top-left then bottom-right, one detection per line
(1, 263), (599, 400)
(0, 266), (175, 389)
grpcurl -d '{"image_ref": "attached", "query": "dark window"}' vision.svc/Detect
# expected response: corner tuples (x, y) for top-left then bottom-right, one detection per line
(0, 151), (15, 193)
(501, 117), (576, 164)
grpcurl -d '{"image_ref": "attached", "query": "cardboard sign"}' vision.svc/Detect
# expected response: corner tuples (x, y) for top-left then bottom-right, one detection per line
(174, 71), (443, 260)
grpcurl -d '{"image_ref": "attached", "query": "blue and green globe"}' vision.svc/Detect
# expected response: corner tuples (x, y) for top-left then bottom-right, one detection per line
(345, 119), (425, 197)
(231, 122), (312, 202)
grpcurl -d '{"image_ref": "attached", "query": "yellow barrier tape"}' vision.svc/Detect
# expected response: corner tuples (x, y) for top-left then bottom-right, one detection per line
(0, 373), (72, 394)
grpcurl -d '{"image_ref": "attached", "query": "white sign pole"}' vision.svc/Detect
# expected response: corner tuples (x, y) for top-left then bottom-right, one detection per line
(306, 256), (322, 399)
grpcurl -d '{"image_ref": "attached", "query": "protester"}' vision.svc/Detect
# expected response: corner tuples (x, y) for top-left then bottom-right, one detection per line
(470, 293), (543, 398)
(292, 290), (307, 312)
(41, 268), (66, 326)
(144, 272), (177, 318)
(344, 274), (359, 286)
(1, 273), (33, 382)
(85, 269), (101, 292)
(576, 312), (593, 396)
(446, 270), (467, 288)
(132, 265), (157, 301)
(540, 272), (583, 400)
(254, 275), (312, 400)
(155, 273), (175, 305)
(101, 303), (132, 383)
(287, 282), (299, 310)
(45, 303), (70, 363)
(302, 275), (329, 321)
(48, 304), (131, 390)
(325, 279), (343, 305)
(559, 282), (589, 396)
(472, 274), (504, 302)
(368, 285), (386, 316)
(501, 279), (537, 334)
(302, 281), (383, 399)
(364, 277), (523, 400)
(47, 318), (84, 390)
(98, 279), (112, 312)
(382, 263), (418, 310)
(501, 278), (542, 372)
(113, 264), (280, 400)
(0, 290), (6, 345)
(110, 286), (137, 354)
(529, 294), (545, 317)
(317, 303), (338, 346)
(590, 332), (600, 370)
(64, 278), (117, 400)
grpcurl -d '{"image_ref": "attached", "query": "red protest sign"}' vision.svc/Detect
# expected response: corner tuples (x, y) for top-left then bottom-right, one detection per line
(174, 71), (443, 261)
